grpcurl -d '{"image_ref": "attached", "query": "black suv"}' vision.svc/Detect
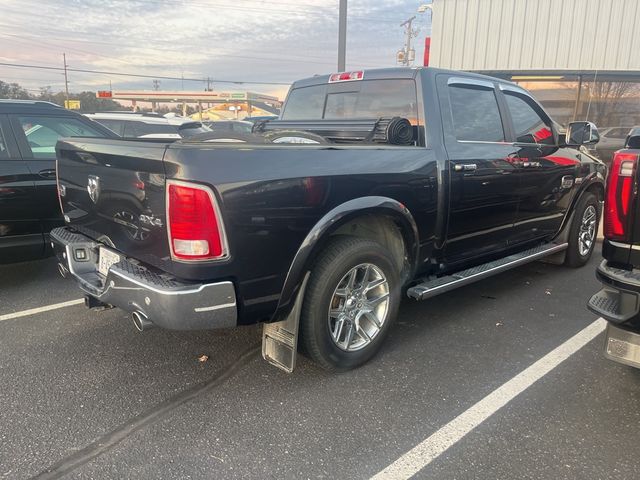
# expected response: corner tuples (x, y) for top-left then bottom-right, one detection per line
(0, 100), (116, 263)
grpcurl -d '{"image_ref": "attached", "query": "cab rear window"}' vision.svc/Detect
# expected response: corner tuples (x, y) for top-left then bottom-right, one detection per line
(282, 79), (419, 125)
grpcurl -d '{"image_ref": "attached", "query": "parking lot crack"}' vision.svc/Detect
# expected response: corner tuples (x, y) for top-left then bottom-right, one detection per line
(31, 344), (260, 480)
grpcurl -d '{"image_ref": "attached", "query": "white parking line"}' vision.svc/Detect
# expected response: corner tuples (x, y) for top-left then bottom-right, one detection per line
(0, 299), (84, 322)
(371, 317), (607, 480)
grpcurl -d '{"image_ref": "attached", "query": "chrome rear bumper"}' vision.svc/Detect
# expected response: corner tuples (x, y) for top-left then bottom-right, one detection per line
(50, 227), (237, 330)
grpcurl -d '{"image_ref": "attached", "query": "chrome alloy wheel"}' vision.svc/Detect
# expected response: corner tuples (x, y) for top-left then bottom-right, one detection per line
(579, 205), (597, 256)
(327, 263), (390, 352)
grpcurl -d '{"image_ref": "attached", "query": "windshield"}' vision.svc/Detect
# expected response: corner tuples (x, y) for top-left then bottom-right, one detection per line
(282, 79), (419, 124)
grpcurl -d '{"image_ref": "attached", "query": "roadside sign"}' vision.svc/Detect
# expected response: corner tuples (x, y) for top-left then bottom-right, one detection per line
(64, 100), (81, 110)
(96, 91), (113, 98)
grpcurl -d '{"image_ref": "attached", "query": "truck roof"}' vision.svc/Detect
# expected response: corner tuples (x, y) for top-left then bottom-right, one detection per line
(290, 67), (515, 89)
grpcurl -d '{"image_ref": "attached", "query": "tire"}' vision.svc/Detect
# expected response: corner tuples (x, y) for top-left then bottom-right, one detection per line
(300, 236), (401, 371)
(564, 192), (599, 267)
(263, 130), (330, 144)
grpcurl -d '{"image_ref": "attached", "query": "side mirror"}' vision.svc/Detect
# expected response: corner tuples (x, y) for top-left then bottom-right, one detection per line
(625, 127), (640, 149)
(566, 121), (599, 146)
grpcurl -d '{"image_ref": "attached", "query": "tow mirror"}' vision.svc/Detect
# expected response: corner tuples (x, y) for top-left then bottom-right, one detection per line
(566, 121), (600, 146)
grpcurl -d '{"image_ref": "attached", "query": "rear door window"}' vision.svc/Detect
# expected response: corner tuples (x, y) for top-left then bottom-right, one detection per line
(17, 116), (105, 159)
(448, 85), (505, 142)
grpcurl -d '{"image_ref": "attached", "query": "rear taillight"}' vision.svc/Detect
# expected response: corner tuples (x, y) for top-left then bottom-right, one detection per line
(604, 151), (639, 242)
(167, 181), (227, 261)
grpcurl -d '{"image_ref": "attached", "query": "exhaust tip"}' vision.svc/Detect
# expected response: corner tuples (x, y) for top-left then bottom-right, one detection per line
(57, 263), (68, 278)
(132, 311), (153, 332)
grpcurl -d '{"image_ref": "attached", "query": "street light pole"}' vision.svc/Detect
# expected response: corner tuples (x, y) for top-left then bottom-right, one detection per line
(338, 0), (347, 71)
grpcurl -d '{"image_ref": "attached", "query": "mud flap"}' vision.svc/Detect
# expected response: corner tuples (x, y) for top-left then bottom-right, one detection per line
(262, 274), (309, 373)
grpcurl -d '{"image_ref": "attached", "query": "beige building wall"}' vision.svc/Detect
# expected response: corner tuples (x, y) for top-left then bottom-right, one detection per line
(429, 0), (640, 71)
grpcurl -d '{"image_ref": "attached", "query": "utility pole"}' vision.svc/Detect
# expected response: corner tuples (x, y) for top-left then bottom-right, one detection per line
(151, 80), (160, 112)
(338, 0), (347, 71)
(62, 53), (70, 105)
(397, 16), (417, 66)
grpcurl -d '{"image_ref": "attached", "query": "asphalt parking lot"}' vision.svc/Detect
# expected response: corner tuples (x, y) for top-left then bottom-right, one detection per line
(1, 248), (639, 480)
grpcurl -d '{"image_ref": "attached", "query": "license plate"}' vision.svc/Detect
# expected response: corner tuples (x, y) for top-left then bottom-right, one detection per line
(98, 247), (120, 277)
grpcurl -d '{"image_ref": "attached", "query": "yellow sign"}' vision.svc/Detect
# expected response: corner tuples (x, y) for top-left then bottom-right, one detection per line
(64, 100), (81, 110)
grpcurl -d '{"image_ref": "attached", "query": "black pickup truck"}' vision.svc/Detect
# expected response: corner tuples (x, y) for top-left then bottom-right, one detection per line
(51, 67), (606, 372)
(588, 128), (640, 368)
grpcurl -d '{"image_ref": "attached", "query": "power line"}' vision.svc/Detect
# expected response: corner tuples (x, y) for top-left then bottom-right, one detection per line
(0, 25), (392, 68)
(0, 33), (377, 68)
(0, 61), (293, 85)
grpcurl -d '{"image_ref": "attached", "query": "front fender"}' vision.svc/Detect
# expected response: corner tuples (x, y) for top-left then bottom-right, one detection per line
(272, 196), (419, 321)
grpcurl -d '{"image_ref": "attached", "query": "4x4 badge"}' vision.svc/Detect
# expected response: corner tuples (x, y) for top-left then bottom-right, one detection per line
(87, 175), (100, 204)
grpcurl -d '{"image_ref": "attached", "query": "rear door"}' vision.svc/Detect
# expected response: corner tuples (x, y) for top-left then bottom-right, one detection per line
(10, 113), (110, 238)
(0, 114), (42, 260)
(500, 86), (580, 243)
(437, 76), (521, 262)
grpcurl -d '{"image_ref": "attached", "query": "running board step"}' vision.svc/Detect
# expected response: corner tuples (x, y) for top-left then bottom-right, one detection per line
(407, 243), (568, 301)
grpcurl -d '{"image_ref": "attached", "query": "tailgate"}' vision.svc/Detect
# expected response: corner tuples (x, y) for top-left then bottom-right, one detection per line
(56, 138), (172, 272)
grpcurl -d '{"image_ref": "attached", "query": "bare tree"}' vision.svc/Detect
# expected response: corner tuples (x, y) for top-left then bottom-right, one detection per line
(586, 81), (640, 126)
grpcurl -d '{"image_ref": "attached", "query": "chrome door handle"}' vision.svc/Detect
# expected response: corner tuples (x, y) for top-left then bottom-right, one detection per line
(38, 169), (57, 178)
(454, 163), (477, 172)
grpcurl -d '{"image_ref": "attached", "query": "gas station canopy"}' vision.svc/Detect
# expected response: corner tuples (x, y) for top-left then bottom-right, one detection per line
(96, 90), (282, 106)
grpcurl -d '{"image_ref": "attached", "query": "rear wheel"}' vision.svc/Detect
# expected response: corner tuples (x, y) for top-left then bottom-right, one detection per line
(564, 192), (599, 267)
(300, 236), (400, 371)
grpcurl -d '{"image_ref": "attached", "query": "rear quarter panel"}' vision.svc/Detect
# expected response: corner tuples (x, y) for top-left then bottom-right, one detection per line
(163, 144), (439, 323)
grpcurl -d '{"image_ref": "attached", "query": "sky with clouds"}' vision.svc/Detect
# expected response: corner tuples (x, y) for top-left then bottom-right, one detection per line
(0, 0), (433, 99)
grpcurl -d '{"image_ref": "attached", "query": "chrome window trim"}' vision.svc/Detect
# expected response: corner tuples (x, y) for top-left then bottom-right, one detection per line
(447, 77), (495, 89)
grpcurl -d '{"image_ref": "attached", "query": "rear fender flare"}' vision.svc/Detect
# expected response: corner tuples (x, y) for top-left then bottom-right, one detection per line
(273, 196), (419, 321)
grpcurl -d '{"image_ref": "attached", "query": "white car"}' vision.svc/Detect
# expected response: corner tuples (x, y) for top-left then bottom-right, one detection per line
(85, 112), (210, 139)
